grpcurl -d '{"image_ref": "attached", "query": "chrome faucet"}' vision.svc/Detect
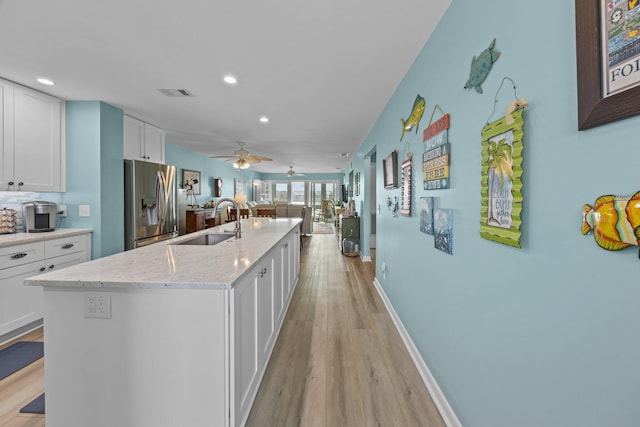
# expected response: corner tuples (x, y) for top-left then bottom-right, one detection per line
(213, 198), (242, 238)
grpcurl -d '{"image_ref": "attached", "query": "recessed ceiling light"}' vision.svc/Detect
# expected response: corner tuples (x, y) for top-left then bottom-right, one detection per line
(340, 152), (350, 157)
(36, 77), (55, 86)
(259, 116), (269, 123)
(223, 75), (237, 85)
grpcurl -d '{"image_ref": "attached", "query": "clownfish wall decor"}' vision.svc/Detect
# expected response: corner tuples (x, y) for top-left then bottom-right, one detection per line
(582, 191), (640, 256)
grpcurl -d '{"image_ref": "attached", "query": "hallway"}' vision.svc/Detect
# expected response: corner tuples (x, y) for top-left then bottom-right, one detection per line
(247, 233), (445, 426)
(0, 232), (445, 427)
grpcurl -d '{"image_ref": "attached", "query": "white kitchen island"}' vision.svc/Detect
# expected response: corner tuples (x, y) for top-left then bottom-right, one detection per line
(25, 217), (302, 427)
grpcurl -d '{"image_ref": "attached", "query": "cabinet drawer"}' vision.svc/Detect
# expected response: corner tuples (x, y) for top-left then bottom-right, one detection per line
(42, 251), (88, 273)
(45, 236), (87, 259)
(0, 242), (45, 270)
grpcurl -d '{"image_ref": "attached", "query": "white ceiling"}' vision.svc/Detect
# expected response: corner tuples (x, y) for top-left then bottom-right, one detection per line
(0, 0), (450, 174)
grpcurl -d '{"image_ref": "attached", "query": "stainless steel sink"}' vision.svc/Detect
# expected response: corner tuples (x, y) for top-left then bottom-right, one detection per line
(172, 233), (235, 246)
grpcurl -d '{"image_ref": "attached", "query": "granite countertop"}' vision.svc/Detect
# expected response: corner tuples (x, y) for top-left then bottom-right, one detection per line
(25, 218), (300, 290)
(0, 228), (93, 248)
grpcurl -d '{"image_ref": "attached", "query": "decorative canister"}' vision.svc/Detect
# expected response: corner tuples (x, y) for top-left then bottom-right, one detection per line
(0, 208), (17, 234)
(342, 229), (359, 257)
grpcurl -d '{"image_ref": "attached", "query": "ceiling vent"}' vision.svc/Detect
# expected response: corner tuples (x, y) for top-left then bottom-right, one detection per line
(158, 89), (194, 97)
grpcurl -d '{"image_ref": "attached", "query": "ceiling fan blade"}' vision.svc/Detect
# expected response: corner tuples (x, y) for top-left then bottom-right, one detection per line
(247, 155), (272, 162)
(209, 155), (235, 159)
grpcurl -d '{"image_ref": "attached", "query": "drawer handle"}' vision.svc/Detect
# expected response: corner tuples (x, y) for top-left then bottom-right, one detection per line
(39, 267), (46, 272)
(49, 264), (55, 269)
(11, 253), (28, 259)
(61, 243), (74, 249)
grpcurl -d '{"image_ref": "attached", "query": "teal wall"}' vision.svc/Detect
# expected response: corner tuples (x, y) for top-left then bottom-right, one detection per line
(165, 143), (261, 202)
(61, 101), (123, 258)
(350, 1), (640, 426)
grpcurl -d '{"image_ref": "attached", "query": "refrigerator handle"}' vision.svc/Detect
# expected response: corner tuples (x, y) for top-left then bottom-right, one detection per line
(156, 171), (166, 226)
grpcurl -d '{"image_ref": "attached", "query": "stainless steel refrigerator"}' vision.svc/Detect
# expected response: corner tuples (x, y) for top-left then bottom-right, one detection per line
(124, 160), (179, 250)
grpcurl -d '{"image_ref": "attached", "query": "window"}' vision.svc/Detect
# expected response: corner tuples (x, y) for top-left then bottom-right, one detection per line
(274, 183), (288, 203)
(291, 182), (305, 204)
(268, 180), (339, 206)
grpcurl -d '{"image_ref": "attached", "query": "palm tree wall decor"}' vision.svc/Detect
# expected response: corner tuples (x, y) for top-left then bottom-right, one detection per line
(480, 108), (525, 248)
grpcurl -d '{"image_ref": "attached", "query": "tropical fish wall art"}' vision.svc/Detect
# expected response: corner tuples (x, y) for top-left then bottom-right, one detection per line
(465, 38), (501, 94)
(582, 191), (640, 255)
(400, 94), (425, 141)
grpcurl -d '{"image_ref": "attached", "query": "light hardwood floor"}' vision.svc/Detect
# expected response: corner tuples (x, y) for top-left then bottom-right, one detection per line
(0, 328), (45, 427)
(246, 233), (445, 427)
(0, 231), (444, 427)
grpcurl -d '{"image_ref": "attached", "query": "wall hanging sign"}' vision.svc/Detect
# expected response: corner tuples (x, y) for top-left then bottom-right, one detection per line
(464, 38), (501, 94)
(582, 191), (640, 255)
(480, 107), (525, 248)
(400, 155), (412, 217)
(400, 94), (425, 141)
(576, 1), (640, 129)
(383, 150), (398, 189)
(422, 107), (451, 190)
(434, 208), (453, 255)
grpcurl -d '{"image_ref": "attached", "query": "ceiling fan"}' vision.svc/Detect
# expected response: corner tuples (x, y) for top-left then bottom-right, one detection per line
(209, 142), (272, 169)
(287, 165), (305, 176)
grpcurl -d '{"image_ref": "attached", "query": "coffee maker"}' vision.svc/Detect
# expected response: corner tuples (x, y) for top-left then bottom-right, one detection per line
(22, 201), (57, 232)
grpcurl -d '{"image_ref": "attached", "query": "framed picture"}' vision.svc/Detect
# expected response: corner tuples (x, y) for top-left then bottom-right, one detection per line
(234, 178), (247, 196)
(383, 150), (398, 189)
(575, 1), (640, 129)
(480, 109), (525, 248)
(182, 169), (201, 195)
(400, 158), (411, 217)
(355, 172), (360, 196)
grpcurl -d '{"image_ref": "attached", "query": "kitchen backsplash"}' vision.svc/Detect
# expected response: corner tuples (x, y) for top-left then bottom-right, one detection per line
(0, 191), (42, 230)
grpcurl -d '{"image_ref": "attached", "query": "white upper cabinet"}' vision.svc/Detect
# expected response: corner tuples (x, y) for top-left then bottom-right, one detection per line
(123, 115), (165, 164)
(1, 78), (63, 192)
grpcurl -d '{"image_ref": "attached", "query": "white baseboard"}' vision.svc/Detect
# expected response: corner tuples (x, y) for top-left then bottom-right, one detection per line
(373, 278), (462, 427)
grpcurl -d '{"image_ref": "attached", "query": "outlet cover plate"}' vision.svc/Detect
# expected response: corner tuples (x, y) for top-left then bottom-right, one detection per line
(85, 292), (111, 319)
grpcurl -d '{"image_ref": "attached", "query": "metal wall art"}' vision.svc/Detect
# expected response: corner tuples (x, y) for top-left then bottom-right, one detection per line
(400, 95), (425, 141)
(464, 38), (501, 94)
(582, 191), (640, 255)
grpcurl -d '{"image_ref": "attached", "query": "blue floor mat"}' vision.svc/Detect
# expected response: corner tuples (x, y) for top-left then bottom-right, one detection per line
(20, 393), (45, 414)
(0, 341), (43, 381)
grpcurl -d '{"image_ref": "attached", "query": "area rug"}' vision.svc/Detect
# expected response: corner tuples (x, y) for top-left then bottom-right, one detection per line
(0, 341), (44, 381)
(20, 393), (45, 414)
(313, 222), (335, 234)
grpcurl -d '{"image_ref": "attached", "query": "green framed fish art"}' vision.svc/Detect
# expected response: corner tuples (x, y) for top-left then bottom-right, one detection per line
(480, 108), (524, 248)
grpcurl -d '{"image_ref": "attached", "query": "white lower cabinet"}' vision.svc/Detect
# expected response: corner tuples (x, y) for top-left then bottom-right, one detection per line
(231, 230), (298, 427)
(0, 233), (91, 337)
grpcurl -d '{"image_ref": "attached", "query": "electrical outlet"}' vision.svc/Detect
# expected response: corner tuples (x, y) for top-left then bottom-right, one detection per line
(79, 205), (90, 217)
(58, 204), (67, 217)
(85, 292), (111, 319)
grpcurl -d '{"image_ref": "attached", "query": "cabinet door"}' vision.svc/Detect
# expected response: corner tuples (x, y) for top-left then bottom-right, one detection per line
(13, 84), (63, 192)
(273, 242), (284, 326)
(123, 115), (145, 161)
(0, 260), (45, 336)
(143, 123), (165, 164)
(0, 78), (14, 190)
(232, 269), (259, 425)
(258, 257), (275, 364)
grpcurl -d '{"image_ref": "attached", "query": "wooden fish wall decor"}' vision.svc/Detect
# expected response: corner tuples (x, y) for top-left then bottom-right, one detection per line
(400, 94), (425, 141)
(465, 38), (501, 94)
(582, 191), (640, 256)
